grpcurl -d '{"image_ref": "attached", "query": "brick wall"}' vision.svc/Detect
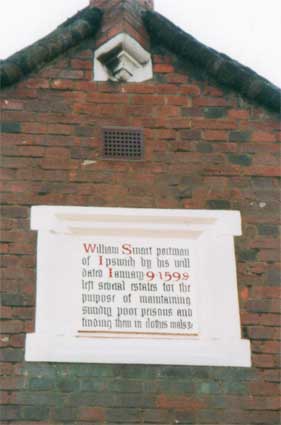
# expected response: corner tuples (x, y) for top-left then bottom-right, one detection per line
(0, 29), (280, 425)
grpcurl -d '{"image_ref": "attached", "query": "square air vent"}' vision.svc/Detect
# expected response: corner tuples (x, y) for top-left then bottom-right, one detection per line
(102, 127), (144, 161)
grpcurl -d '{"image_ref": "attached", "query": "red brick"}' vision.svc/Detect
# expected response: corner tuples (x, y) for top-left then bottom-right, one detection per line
(249, 382), (280, 395)
(258, 249), (280, 262)
(240, 287), (249, 303)
(87, 93), (128, 103)
(204, 86), (224, 97)
(228, 109), (250, 119)
(252, 131), (276, 142)
(45, 147), (70, 159)
(0, 244), (9, 254)
(0, 307), (12, 319)
(181, 85), (201, 96)
(51, 79), (74, 90)
(122, 84), (155, 94)
(0, 337), (10, 347)
(156, 394), (207, 411)
(131, 95), (164, 105)
(9, 335), (25, 348)
(154, 63), (175, 73)
(0, 391), (16, 404)
(58, 70), (84, 79)
(79, 407), (105, 421)
(204, 130), (228, 141)
(12, 307), (34, 320)
(252, 341), (280, 354)
(153, 55), (173, 64)
(47, 124), (73, 135)
(261, 370), (281, 383)
(247, 326), (280, 340)
(241, 313), (280, 326)
(166, 73), (188, 83)
(193, 97), (229, 107)
(0, 100), (24, 110)
(71, 59), (92, 70)
(192, 119), (237, 129)
(166, 95), (191, 106)
(154, 129), (176, 139)
(21, 123), (47, 134)
(247, 299), (280, 314)
(251, 287), (281, 299)
(252, 354), (278, 368)
(26, 79), (50, 89)
(0, 377), (25, 390)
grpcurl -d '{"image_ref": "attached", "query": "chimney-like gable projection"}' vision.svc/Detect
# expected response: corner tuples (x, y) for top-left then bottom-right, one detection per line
(91, 0), (153, 82)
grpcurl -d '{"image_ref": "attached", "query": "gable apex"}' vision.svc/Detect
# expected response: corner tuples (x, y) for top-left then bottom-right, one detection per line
(0, 2), (280, 113)
(90, 0), (154, 10)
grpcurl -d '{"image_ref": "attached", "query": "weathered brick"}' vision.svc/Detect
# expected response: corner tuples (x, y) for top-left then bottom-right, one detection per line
(21, 406), (49, 421)
(193, 97), (229, 107)
(238, 248), (259, 262)
(29, 377), (54, 391)
(257, 224), (279, 236)
(248, 299), (280, 314)
(21, 122), (48, 134)
(242, 312), (280, 326)
(229, 131), (251, 142)
(0, 320), (25, 334)
(71, 59), (92, 70)
(197, 143), (213, 153)
(105, 407), (141, 422)
(0, 406), (21, 420)
(0, 348), (24, 362)
(228, 153), (252, 166)
(180, 129), (201, 140)
(252, 354), (278, 368)
(58, 70), (84, 79)
(1, 122), (21, 133)
(56, 378), (79, 392)
(265, 267), (281, 285)
(247, 326), (280, 340)
(204, 107), (227, 118)
(252, 341), (280, 354)
(52, 407), (78, 421)
(0, 100), (24, 110)
(207, 200), (231, 209)
(251, 287), (280, 299)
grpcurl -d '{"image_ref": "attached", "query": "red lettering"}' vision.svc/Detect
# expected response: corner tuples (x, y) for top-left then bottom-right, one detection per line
(122, 243), (132, 255)
(99, 256), (103, 266)
(83, 243), (96, 254)
(108, 267), (113, 278)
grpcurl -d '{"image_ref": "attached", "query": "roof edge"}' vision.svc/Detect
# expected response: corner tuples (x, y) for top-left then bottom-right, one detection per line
(0, 7), (103, 89)
(143, 10), (281, 113)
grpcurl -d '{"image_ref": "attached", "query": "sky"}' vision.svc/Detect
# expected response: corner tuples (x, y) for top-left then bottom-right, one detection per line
(0, 0), (280, 88)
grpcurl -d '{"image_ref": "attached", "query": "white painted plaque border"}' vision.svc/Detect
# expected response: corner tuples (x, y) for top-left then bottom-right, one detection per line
(25, 206), (251, 367)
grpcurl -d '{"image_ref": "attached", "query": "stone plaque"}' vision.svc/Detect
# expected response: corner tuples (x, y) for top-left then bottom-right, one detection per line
(25, 206), (251, 366)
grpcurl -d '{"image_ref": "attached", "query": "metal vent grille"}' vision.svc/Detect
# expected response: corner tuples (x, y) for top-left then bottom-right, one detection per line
(102, 127), (144, 161)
